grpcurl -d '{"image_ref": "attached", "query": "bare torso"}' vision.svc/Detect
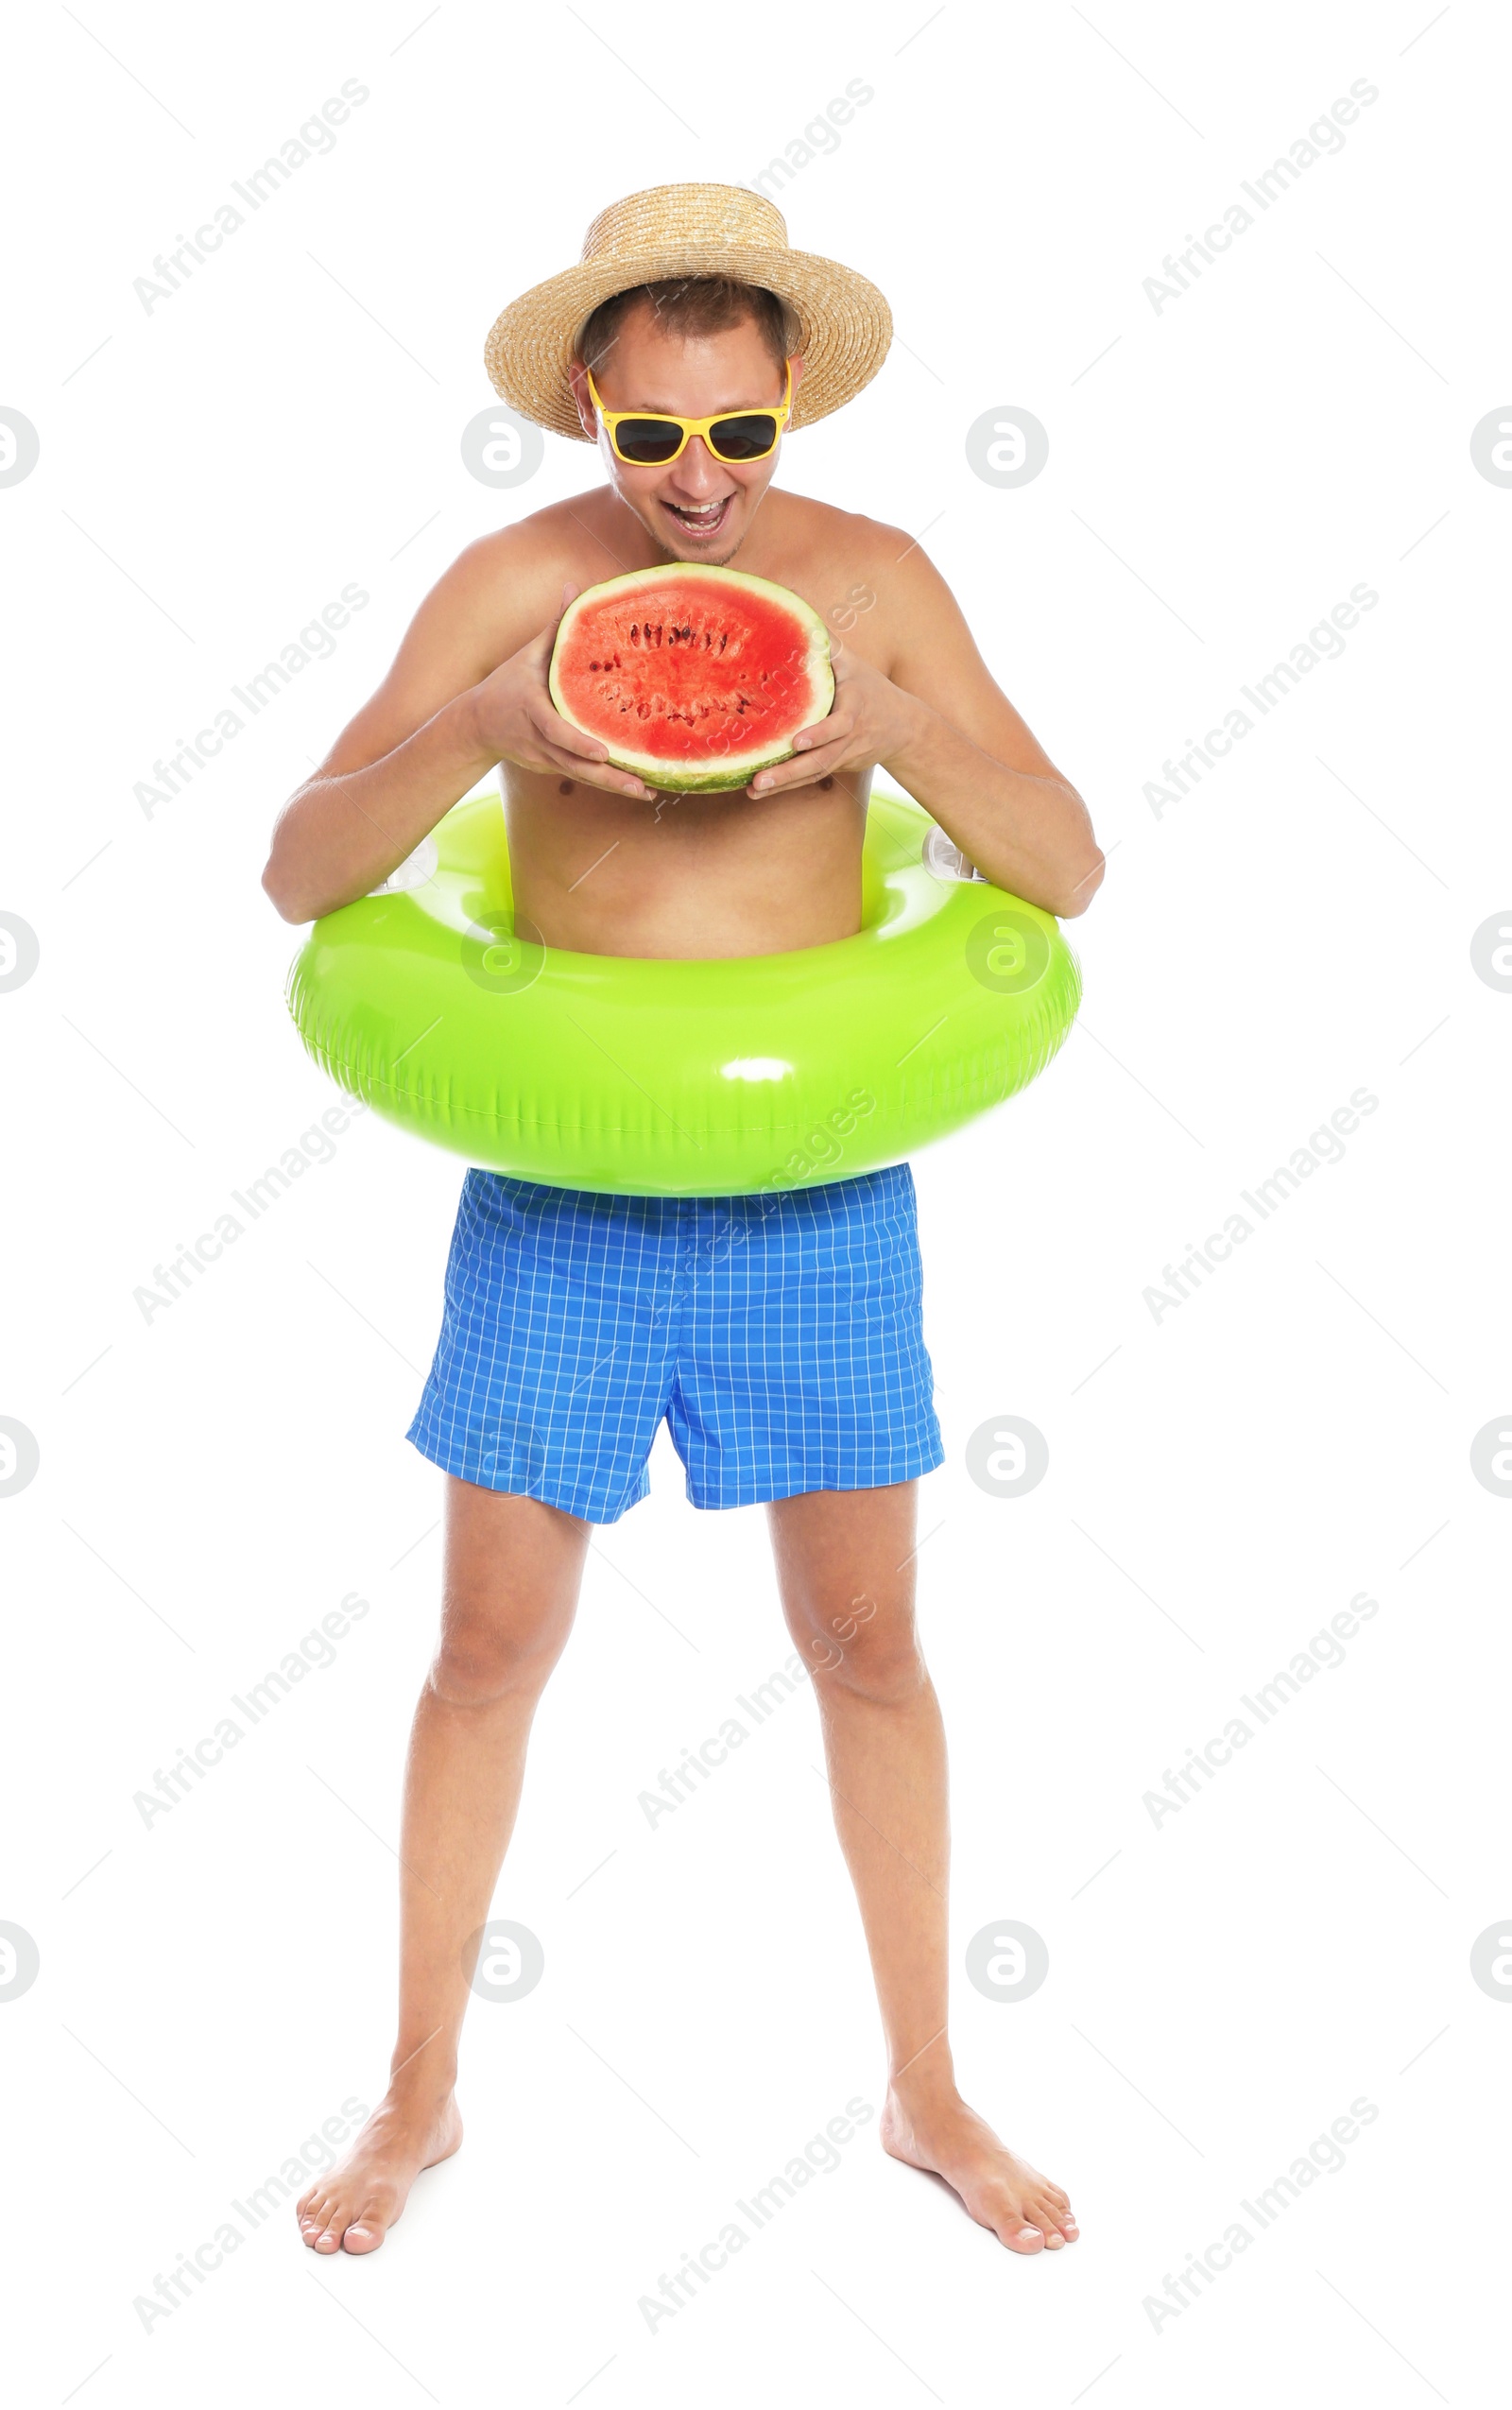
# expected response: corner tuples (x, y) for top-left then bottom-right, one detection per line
(490, 485), (885, 957)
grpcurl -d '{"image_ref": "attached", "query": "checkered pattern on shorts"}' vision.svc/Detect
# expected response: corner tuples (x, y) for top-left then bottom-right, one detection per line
(405, 1163), (944, 1523)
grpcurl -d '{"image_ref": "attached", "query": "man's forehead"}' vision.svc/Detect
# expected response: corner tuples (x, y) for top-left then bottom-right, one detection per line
(593, 342), (784, 411)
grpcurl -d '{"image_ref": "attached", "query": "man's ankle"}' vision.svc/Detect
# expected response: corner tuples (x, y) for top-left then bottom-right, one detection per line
(888, 2043), (959, 2107)
(387, 2041), (457, 2097)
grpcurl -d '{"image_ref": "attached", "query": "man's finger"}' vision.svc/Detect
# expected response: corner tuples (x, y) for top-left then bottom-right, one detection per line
(527, 695), (655, 793)
(748, 740), (854, 794)
(530, 582), (581, 655)
(528, 700), (610, 761)
(789, 712), (850, 752)
(539, 743), (652, 798)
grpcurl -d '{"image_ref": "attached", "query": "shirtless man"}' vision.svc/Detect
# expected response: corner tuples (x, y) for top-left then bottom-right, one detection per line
(262, 183), (1103, 2262)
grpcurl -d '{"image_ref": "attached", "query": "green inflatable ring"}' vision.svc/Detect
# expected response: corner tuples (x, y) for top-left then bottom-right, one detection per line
(285, 787), (1081, 1196)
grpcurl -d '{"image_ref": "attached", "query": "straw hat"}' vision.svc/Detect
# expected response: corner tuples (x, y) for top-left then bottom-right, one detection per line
(483, 181), (892, 442)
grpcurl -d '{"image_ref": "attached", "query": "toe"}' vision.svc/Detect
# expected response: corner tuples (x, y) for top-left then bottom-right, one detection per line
(342, 2205), (386, 2254)
(1005, 2221), (1045, 2253)
(1025, 2195), (1068, 2247)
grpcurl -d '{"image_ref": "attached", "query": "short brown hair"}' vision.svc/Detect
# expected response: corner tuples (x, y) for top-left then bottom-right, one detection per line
(576, 277), (799, 379)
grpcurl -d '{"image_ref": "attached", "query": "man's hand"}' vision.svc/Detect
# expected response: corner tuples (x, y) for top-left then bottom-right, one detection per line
(745, 643), (927, 798)
(469, 585), (656, 801)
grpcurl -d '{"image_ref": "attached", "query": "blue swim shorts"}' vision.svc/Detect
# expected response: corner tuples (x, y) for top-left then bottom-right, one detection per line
(405, 1163), (944, 1523)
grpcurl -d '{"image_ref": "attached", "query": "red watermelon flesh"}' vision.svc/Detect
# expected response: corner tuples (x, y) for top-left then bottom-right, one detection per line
(549, 562), (833, 793)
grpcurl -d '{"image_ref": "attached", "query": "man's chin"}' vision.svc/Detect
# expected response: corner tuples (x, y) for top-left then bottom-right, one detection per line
(657, 535), (745, 569)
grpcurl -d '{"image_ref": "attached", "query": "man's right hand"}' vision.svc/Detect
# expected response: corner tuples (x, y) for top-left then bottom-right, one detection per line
(468, 585), (655, 801)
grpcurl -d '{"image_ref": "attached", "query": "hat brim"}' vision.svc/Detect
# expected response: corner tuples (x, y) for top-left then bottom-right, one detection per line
(483, 243), (892, 440)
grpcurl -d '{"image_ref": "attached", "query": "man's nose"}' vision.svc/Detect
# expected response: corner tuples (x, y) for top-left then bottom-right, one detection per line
(667, 435), (724, 494)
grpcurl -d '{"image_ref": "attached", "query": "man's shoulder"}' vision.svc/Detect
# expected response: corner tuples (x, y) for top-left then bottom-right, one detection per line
(759, 491), (945, 663)
(765, 488), (915, 565)
(414, 490), (629, 663)
(448, 489), (623, 592)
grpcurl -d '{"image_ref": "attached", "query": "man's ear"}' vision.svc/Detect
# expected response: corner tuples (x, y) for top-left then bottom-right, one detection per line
(787, 353), (807, 403)
(566, 356), (597, 440)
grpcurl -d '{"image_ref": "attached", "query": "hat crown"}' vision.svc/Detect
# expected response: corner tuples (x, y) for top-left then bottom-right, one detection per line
(580, 182), (790, 267)
(485, 181), (889, 440)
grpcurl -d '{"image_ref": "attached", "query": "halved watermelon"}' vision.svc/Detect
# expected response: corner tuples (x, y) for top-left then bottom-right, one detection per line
(548, 562), (833, 794)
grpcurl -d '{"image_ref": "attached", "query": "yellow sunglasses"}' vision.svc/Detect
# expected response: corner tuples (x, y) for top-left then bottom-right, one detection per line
(585, 360), (793, 466)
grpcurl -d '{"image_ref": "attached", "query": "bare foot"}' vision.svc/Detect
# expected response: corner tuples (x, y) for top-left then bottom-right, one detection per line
(881, 2076), (1077, 2255)
(297, 2077), (463, 2255)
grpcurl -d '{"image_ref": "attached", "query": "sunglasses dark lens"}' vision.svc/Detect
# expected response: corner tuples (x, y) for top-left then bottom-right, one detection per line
(614, 417), (684, 464)
(709, 413), (779, 461)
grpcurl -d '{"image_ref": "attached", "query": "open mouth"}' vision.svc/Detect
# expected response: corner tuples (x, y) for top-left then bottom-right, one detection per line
(662, 495), (734, 540)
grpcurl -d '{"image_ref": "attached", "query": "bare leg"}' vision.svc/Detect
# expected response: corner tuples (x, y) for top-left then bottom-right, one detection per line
(297, 1479), (590, 2253)
(766, 1482), (1078, 2255)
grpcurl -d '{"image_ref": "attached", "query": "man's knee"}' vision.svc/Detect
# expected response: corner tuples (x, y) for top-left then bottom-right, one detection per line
(799, 1598), (924, 1703)
(429, 1594), (572, 1708)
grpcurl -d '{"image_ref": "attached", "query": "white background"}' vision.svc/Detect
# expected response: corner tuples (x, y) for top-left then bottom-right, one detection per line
(4, 1), (1508, 2402)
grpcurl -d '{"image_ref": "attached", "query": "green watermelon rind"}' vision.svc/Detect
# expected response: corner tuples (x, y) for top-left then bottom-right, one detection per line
(548, 561), (834, 795)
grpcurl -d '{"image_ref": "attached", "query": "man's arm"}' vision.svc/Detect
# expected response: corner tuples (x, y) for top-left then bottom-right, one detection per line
(751, 539), (1105, 919)
(261, 529), (654, 924)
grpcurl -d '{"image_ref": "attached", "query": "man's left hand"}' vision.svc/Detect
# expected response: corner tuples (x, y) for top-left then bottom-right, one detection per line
(745, 645), (926, 798)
